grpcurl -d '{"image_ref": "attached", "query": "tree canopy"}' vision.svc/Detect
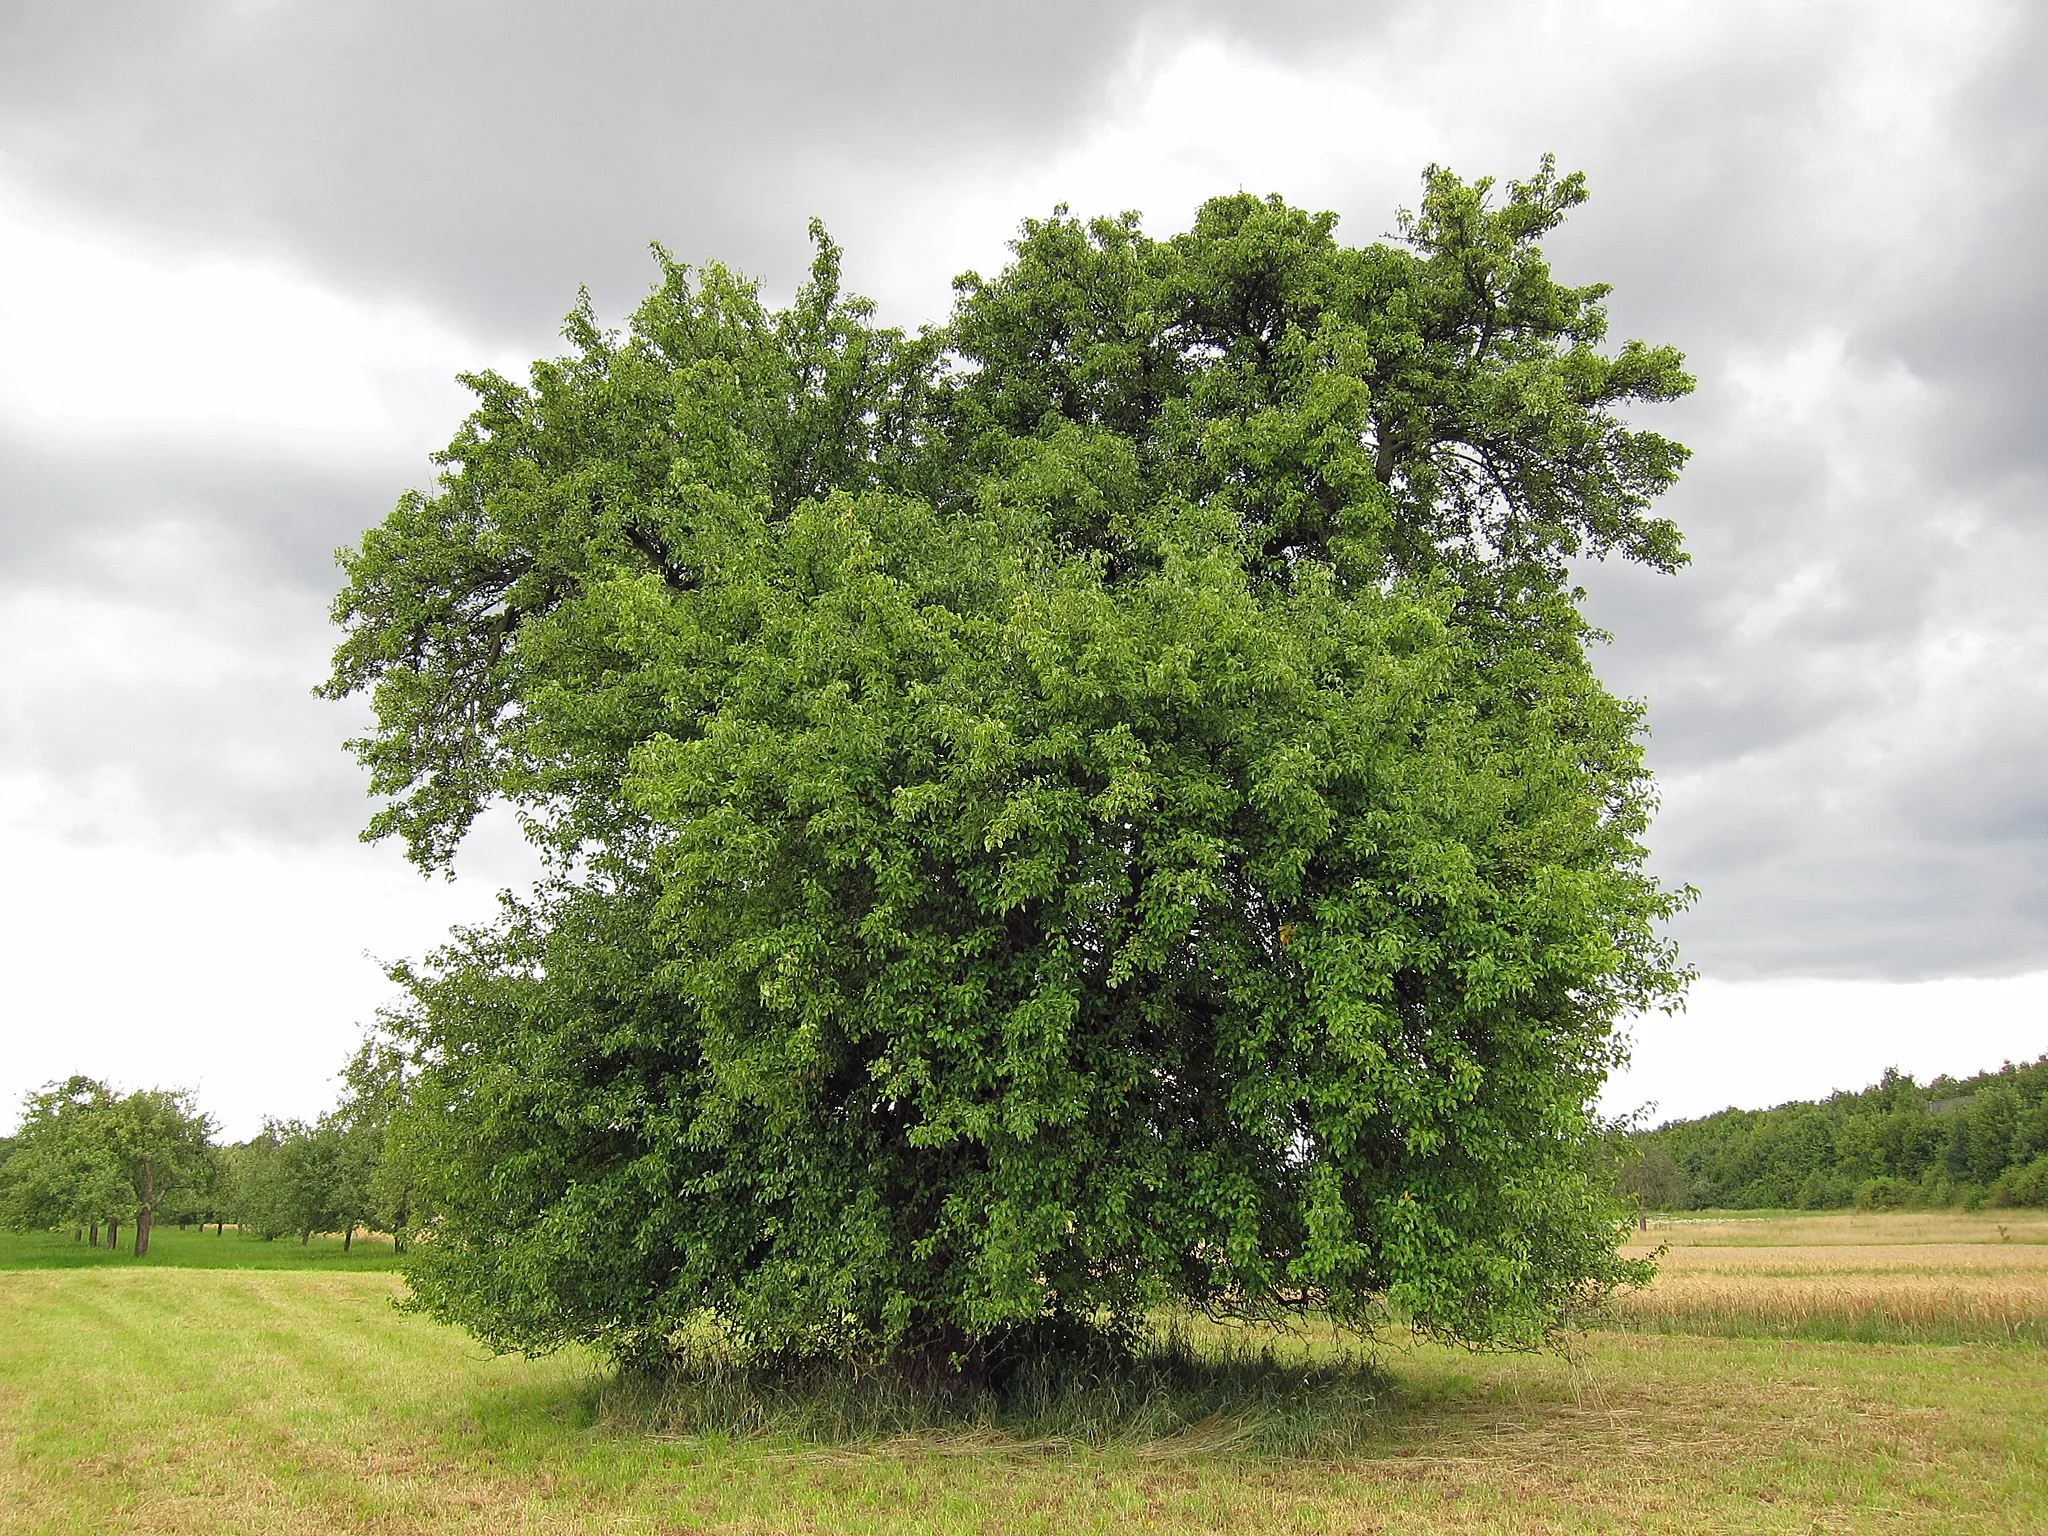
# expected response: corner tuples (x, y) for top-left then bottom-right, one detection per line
(326, 161), (1694, 1368)
(0, 1079), (214, 1255)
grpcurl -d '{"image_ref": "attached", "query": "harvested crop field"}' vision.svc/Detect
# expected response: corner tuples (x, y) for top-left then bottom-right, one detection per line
(2, 1212), (2042, 1533)
(1612, 1210), (2048, 1345)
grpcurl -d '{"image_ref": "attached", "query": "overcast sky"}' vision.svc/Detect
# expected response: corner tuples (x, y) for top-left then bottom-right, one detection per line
(3, 0), (2044, 1138)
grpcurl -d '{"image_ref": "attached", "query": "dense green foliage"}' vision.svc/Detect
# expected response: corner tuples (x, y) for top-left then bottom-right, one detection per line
(0, 1078), (215, 1254)
(337, 1037), (420, 1249)
(224, 1120), (355, 1242)
(1635, 1057), (2048, 1211)
(327, 162), (1695, 1366)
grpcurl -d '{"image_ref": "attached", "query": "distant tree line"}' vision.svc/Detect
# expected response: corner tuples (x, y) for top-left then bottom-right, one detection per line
(1618, 1057), (2048, 1212)
(0, 1039), (418, 1253)
(14, 1044), (2042, 1246)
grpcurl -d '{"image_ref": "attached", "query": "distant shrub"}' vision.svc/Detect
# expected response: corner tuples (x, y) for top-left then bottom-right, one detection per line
(1796, 1171), (1857, 1210)
(1916, 1168), (1962, 1209)
(1855, 1177), (1911, 1210)
(1987, 1157), (2048, 1208)
(1617, 1146), (1688, 1212)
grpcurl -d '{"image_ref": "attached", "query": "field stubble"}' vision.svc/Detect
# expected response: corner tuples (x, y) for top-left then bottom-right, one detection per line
(1612, 1210), (2048, 1346)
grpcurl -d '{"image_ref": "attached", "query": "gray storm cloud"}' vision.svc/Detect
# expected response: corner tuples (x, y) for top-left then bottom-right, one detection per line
(0, 0), (1383, 329)
(1, 0), (2043, 998)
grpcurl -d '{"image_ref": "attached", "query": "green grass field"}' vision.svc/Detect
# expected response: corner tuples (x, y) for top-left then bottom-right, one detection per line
(0, 1225), (401, 1272)
(3, 1212), (2044, 1533)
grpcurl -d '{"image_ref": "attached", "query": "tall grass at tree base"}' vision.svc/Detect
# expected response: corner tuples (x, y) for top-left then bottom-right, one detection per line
(599, 1323), (1392, 1457)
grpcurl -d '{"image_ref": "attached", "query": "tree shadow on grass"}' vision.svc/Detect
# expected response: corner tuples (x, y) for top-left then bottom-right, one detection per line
(594, 1328), (1392, 1459)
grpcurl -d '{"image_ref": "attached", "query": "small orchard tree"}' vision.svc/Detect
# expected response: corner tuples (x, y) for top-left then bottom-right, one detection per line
(171, 1144), (231, 1233)
(0, 1078), (128, 1240)
(260, 1119), (344, 1245)
(331, 162), (1692, 1370)
(1, 1081), (214, 1254)
(336, 1035), (420, 1253)
(107, 1089), (215, 1256)
(224, 1128), (296, 1240)
(328, 1116), (376, 1251)
(225, 1119), (341, 1245)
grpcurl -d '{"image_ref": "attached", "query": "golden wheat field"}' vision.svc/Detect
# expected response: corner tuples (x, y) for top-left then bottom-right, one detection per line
(1612, 1209), (2048, 1345)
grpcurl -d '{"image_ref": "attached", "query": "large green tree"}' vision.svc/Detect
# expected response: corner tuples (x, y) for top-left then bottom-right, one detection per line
(329, 162), (1693, 1368)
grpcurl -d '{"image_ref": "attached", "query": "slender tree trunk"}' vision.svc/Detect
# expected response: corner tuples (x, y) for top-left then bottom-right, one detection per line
(107, 1219), (119, 1251)
(343, 1227), (352, 1253)
(74, 1227), (82, 1243)
(133, 1162), (157, 1256)
(89, 1221), (99, 1246)
(216, 1221), (224, 1236)
(392, 1200), (408, 1256)
(301, 1230), (310, 1246)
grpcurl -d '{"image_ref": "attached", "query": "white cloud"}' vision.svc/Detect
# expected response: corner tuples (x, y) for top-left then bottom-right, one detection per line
(0, 815), (530, 1141)
(1609, 973), (2048, 1123)
(0, 518), (356, 845)
(0, 190), (548, 1137)
(0, 177), (521, 458)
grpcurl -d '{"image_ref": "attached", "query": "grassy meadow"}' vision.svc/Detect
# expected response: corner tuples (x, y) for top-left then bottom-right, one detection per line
(2, 1211), (2044, 1533)
(0, 1225), (402, 1272)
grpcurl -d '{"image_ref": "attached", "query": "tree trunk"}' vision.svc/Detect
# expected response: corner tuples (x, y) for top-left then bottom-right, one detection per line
(895, 1320), (992, 1394)
(343, 1227), (352, 1253)
(392, 1200), (408, 1256)
(134, 1205), (153, 1257)
(216, 1221), (224, 1236)
(107, 1219), (119, 1251)
(301, 1230), (310, 1246)
(89, 1222), (99, 1246)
